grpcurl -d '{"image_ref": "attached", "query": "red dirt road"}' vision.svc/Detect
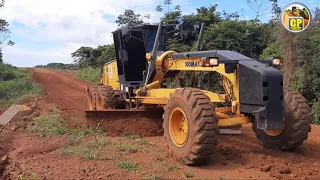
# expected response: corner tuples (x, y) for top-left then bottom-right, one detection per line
(2, 68), (319, 179)
(32, 68), (89, 113)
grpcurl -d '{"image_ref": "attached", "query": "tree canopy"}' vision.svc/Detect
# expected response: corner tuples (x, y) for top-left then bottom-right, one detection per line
(0, 19), (14, 63)
(71, 44), (115, 68)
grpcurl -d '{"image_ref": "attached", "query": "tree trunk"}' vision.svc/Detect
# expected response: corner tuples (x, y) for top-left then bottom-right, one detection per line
(0, 50), (3, 63)
(277, 25), (297, 88)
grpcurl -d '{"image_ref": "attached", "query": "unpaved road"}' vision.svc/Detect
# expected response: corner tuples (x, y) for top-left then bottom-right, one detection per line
(2, 68), (320, 180)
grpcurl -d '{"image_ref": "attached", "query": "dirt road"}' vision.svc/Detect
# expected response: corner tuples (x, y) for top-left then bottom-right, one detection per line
(32, 68), (89, 113)
(2, 68), (320, 179)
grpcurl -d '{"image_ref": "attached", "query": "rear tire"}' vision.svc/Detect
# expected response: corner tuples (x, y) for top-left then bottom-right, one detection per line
(252, 88), (312, 150)
(96, 85), (125, 110)
(87, 86), (97, 110)
(163, 88), (219, 165)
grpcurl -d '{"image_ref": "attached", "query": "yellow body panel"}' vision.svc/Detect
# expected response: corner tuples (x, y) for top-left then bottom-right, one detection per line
(217, 116), (249, 127)
(136, 88), (226, 104)
(101, 60), (120, 90)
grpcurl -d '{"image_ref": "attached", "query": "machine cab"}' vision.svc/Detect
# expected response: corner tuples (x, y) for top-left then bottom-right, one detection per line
(112, 24), (166, 90)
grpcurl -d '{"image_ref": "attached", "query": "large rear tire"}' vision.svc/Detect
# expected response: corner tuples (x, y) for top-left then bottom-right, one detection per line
(96, 85), (125, 110)
(163, 88), (219, 165)
(252, 88), (312, 150)
(87, 86), (97, 110)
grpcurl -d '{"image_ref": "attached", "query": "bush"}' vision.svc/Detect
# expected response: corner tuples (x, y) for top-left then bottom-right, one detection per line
(312, 100), (320, 125)
(35, 63), (78, 70)
(76, 67), (101, 83)
(0, 64), (41, 105)
(0, 63), (25, 81)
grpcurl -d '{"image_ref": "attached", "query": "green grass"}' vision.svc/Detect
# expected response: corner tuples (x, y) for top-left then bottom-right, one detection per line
(87, 137), (108, 148)
(76, 67), (101, 84)
(183, 170), (194, 178)
(27, 107), (110, 161)
(27, 109), (102, 137)
(114, 138), (151, 153)
(118, 161), (140, 172)
(61, 146), (84, 155)
(0, 65), (42, 105)
(61, 133), (110, 160)
(61, 137), (109, 160)
(16, 172), (37, 180)
(123, 132), (141, 139)
(27, 108), (69, 137)
(143, 175), (160, 180)
(167, 165), (182, 171)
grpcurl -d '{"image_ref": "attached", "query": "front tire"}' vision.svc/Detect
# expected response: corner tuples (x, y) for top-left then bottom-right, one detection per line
(252, 88), (312, 150)
(96, 85), (125, 110)
(163, 88), (219, 165)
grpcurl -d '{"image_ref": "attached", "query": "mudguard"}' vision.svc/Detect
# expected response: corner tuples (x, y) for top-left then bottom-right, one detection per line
(239, 60), (284, 130)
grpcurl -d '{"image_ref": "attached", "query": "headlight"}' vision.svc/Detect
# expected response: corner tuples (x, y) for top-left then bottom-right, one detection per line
(272, 58), (283, 66)
(209, 58), (219, 66)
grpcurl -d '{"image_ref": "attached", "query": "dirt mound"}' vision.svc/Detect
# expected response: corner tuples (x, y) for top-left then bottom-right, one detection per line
(10, 135), (67, 158)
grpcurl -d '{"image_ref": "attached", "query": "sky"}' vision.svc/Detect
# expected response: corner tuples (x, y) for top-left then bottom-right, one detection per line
(1, 0), (319, 67)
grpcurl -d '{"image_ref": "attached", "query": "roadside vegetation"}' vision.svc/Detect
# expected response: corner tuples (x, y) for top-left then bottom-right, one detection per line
(27, 108), (103, 137)
(75, 67), (101, 84)
(34, 63), (78, 70)
(0, 63), (41, 105)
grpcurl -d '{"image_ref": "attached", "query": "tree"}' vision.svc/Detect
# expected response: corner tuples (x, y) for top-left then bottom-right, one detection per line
(247, 0), (281, 20)
(202, 20), (268, 59)
(0, 0), (4, 8)
(71, 47), (95, 68)
(71, 44), (115, 68)
(290, 13), (320, 124)
(115, 9), (144, 27)
(260, 42), (282, 60)
(164, 0), (172, 13)
(184, 5), (221, 27)
(0, 19), (14, 63)
(96, 44), (115, 66)
(155, 5), (163, 12)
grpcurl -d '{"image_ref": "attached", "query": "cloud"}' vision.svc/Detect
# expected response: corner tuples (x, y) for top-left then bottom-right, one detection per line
(1, 0), (162, 66)
(3, 43), (82, 67)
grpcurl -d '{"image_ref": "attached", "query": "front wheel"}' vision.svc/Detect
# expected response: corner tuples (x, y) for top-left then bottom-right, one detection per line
(252, 88), (312, 150)
(163, 88), (219, 165)
(96, 85), (125, 110)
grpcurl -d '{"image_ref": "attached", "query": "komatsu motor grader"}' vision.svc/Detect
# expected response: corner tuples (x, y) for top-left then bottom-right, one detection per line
(86, 21), (312, 165)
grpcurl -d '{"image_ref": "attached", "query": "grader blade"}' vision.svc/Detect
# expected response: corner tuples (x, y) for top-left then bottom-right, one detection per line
(85, 109), (164, 122)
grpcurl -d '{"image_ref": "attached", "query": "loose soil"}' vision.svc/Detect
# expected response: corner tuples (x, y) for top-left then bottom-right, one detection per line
(1, 68), (320, 180)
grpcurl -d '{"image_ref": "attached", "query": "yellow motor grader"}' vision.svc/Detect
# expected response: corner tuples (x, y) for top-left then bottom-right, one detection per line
(86, 21), (312, 165)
